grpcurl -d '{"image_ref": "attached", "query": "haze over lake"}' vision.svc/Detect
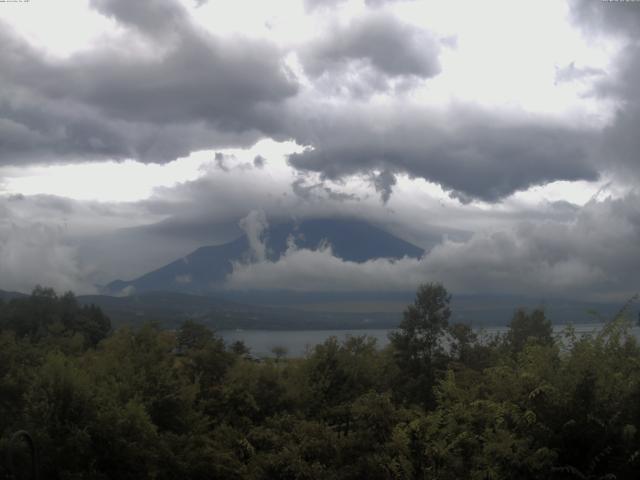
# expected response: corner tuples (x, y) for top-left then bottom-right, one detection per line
(221, 322), (640, 357)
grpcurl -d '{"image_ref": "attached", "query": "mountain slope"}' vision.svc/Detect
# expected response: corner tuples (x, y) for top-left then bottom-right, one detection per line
(106, 218), (424, 295)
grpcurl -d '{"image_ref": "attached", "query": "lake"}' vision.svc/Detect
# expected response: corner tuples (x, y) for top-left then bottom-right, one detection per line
(219, 322), (640, 358)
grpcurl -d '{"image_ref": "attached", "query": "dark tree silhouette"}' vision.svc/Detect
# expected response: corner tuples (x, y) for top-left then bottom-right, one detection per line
(390, 282), (451, 408)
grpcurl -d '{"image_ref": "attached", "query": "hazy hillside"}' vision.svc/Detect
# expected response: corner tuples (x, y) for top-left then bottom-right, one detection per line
(77, 291), (401, 330)
(0, 289), (27, 301)
(74, 289), (638, 331)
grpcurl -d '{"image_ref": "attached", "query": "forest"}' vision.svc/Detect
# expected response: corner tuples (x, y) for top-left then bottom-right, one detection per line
(1, 284), (640, 479)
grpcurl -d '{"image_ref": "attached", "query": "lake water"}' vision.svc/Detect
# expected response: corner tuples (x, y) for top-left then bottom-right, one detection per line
(219, 323), (640, 358)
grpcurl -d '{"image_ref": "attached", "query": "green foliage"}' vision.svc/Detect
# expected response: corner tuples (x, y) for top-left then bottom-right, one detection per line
(230, 339), (251, 356)
(177, 319), (213, 351)
(2, 286), (640, 479)
(506, 308), (554, 353)
(0, 287), (111, 349)
(390, 282), (451, 408)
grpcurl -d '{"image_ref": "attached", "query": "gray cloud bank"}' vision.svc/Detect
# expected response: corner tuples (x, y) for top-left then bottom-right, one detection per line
(3, 0), (640, 300)
(0, 0), (296, 165)
(1, 158), (638, 301)
(303, 12), (442, 81)
(569, 0), (640, 184)
(287, 104), (599, 203)
(0, 220), (92, 294)
(0, 0), (619, 204)
(227, 192), (640, 301)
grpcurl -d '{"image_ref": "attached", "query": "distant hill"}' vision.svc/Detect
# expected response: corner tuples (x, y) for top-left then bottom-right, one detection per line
(106, 218), (424, 296)
(76, 291), (638, 331)
(77, 291), (400, 330)
(2, 287), (635, 331)
(0, 289), (28, 301)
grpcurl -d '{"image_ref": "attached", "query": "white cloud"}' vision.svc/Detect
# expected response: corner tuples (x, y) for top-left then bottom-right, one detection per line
(1, 0), (638, 299)
(0, 222), (94, 294)
(238, 210), (269, 262)
(228, 242), (424, 292)
(226, 192), (640, 300)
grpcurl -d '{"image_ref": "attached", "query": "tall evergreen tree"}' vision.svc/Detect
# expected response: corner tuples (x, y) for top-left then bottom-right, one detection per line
(390, 282), (451, 408)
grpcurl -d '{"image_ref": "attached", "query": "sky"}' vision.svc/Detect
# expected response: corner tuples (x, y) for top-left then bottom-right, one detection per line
(0, 0), (639, 301)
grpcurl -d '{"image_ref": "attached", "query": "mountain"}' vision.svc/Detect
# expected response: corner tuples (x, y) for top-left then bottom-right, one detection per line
(106, 218), (424, 296)
(95, 215), (640, 329)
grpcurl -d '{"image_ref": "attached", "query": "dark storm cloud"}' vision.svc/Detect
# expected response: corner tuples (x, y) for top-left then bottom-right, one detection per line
(287, 104), (599, 203)
(569, 0), (640, 37)
(370, 170), (397, 204)
(569, 0), (640, 182)
(598, 50), (640, 180)
(1, 0), (599, 206)
(70, 36), (296, 129)
(0, 0), (297, 166)
(253, 155), (267, 169)
(303, 12), (441, 80)
(4, 0), (635, 299)
(593, 42), (640, 180)
(90, 0), (188, 37)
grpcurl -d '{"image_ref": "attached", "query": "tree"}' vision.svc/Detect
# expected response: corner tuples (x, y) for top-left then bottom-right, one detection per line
(177, 320), (213, 351)
(77, 304), (111, 347)
(390, 282), (451, 408)
(230, 340), (250, 356)
(0, 288), (110, 349)
(506, 308), (553, 353)
(448, 322), (477, 364)
(271, 345), (288, 363)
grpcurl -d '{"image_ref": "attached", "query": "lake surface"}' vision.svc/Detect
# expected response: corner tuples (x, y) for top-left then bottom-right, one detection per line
(219, 323), (640, 358)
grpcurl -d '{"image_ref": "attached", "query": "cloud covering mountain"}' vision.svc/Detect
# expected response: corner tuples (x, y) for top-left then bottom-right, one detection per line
(0, 0), (639, 302)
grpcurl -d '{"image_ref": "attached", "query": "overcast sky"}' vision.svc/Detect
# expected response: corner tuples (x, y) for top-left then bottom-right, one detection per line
(0, 0), (639, 300)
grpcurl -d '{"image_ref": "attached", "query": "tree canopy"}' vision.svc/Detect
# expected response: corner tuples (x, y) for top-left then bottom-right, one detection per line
(1, 285), (640, 479)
